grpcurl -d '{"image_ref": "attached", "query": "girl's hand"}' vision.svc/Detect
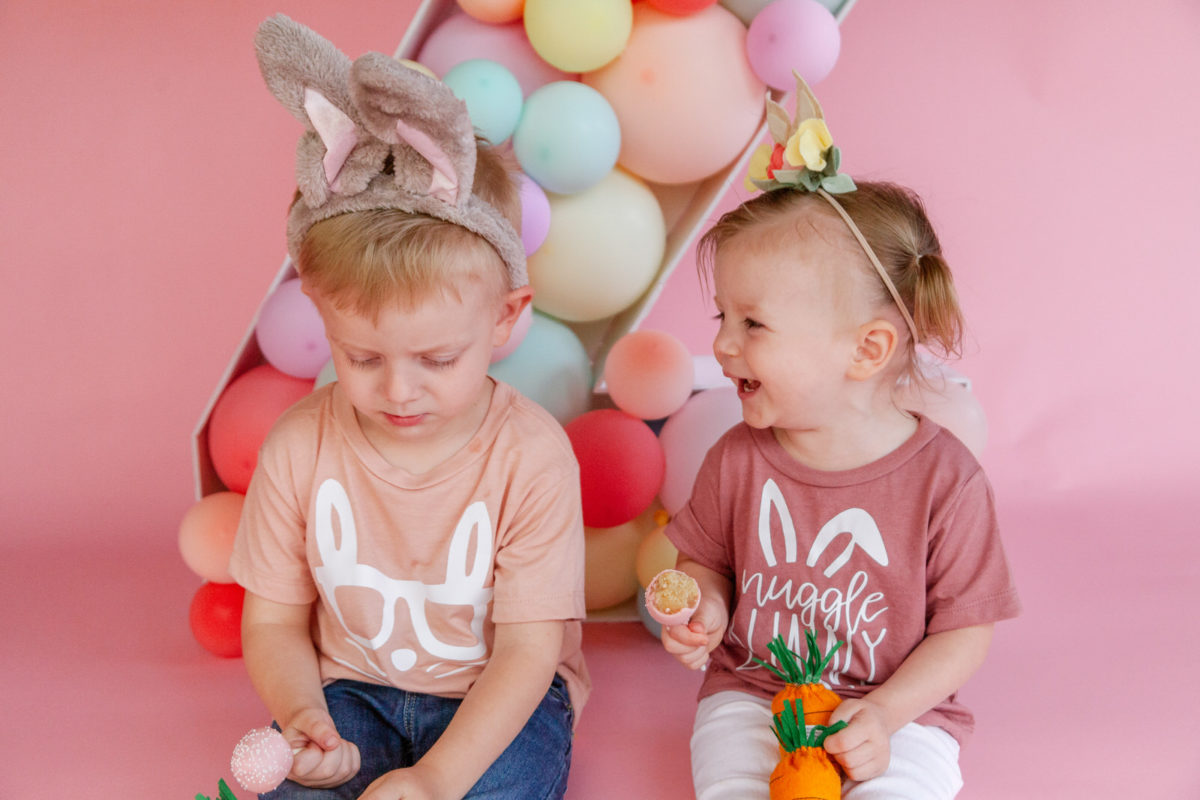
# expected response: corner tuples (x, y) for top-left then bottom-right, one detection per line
(282, 707), (361, 788)
(357, 764), (441, 800)
(822, 698), (891, 782)
(661, 593), (727, 670)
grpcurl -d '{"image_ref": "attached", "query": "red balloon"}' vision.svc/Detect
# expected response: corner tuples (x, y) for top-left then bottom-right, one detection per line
(207, 364), (313, 493)
(189, 581), (245, 658)
(565, 409), (665, 528)
(646, 0), (718, 14)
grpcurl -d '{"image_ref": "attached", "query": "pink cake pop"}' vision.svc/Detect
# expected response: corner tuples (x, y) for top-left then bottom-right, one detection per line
(231, 727), (294, 794)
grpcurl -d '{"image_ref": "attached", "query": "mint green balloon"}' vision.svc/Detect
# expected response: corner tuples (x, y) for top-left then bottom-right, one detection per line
(443, 59), (524, 146)
(489, 312), (592, 424)
(513, 81), (620, 194)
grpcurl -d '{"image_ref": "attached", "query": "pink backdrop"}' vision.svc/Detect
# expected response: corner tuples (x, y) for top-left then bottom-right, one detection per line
(3, 1), (1198, 796)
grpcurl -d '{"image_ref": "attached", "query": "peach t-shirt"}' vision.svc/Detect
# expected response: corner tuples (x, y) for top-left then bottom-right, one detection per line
(230, 380), (590, 715)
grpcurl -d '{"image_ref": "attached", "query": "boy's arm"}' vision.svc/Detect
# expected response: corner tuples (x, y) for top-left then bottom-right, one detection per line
(660, 556), (734, 670)
(241, 592), (361, 788)
(359, 619), (565, 800)
(823, 623), (994, 781)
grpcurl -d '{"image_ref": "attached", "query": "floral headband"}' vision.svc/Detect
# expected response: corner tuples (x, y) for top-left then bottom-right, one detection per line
(745, 72), (919, 344)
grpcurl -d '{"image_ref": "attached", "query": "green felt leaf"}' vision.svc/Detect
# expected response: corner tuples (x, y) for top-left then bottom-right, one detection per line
(821, 174), (857, 194)
(799, 171), (822, 192)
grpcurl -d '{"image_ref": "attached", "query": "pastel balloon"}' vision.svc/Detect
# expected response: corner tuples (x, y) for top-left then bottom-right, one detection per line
(456, 0), (524, 24)
(255, 278), (330, 379)
(604, 330), (695, 420)
(895, 377), (988, 457)
(512, 81), (621, 195)
(488, 311), (592, 424)
(583, 5), (766, 184)
(648, 0), (718, 14)
(634, 511), (678, 587)
(490, 303), (533, 363)
(528, 168), (665, 322)
(416, 14), (576, 96)
(314, 358), (338, 390)
(566, 409), (666, 528)
(518, 173), (552, 256)
(442, 59), (524, 146)
(524, 0), (633, 72)
(746, 0), (841, 88)
(178, 491), (245, 583)
(208, 365), (313, 494)
(584, 503), (663, 610)
(658, 386), (743, 514)
(189, 581), (245, 658)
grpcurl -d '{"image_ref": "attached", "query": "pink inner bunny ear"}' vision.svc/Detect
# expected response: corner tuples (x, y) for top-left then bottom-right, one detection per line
(304, 88), (359, 189)
(394, 118), (459, 204)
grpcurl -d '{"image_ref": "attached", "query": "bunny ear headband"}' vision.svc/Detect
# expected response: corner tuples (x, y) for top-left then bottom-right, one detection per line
(255, 14), (527, 288)
(747, 72), (919, 343)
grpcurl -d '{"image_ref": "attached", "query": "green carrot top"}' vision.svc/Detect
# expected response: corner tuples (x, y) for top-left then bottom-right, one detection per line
(754, 630), (842, 684)
(772, 698), (848, 752)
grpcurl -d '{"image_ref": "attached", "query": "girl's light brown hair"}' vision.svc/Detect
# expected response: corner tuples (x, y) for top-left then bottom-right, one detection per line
(697, 181), (964, 385)
(296, 142), (521, 320)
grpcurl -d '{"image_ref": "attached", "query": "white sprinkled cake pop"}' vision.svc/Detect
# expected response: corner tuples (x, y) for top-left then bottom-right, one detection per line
(231, 727), (293, 794)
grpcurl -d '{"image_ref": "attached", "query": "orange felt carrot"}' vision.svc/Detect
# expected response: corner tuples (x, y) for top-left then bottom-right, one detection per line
(769, 698), (847, 800)
(754, 631), (843, 725)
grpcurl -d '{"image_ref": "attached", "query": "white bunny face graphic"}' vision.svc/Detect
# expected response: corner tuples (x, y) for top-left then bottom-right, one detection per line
(312, 478), (493, 676)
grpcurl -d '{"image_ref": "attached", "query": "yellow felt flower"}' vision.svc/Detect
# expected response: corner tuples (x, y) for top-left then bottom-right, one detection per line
(784, 119), (833, 172)
(744, 143), (773, 191)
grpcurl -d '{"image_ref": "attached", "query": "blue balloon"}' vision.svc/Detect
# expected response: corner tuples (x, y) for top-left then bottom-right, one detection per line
(512, 81), (621, 195)
(442, 59), (524, 146)
(489, 312), (592, 424)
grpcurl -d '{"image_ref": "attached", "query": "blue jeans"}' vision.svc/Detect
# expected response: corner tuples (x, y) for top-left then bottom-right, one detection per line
(261, 675), (573, 800)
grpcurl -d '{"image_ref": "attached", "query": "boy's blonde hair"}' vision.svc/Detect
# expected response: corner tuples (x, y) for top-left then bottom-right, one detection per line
(297, 144), (522, 319)
(698, 181), (964, 384)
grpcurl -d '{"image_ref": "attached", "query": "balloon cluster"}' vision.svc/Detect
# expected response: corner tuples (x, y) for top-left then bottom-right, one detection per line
(182, 0), (851, 654)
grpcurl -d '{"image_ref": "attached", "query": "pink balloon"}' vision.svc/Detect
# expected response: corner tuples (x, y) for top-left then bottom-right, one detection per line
(518, 173), (551, 256)
(603, 330), (695, 420)
(417, 13), (577, 96)
(583, 5), (766, 184)
(658, 387), (743, 514)
(746, 0), (841, 89)
(178, 491), (245, 583)
(895, 378), (988, 457)
(491, 303), (534, 363)
(256, 278), (330, 379)
(208, 365), (313, 494)
(565, 409), (666, 528)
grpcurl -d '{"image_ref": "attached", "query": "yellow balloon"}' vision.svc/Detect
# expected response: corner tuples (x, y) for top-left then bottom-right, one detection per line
(635, 516), (679, 588)
(584, 502), (662, 611)
(524, 0), (632, 73)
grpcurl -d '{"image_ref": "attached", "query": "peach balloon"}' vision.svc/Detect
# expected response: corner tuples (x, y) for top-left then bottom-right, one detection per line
(178, 491), (245, 583)
(456, 0), (525, 24)
(584, 503), (662, 610)
(583, 4), (766, 184)
(604, 329), (695, 420)
(634, 511), (678, 587)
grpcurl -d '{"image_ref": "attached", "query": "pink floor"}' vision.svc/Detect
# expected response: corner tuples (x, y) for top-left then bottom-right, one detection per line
(3, 490), (1197, 798)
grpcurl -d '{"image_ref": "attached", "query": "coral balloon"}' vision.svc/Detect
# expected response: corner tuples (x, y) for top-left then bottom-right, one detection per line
(417, 14), (576, 96)
(746, 0), (841, 89)
(527, 168), (665, 322)
(584, 504), (661, 611)
(895, 377), (988, 457)
(488, 312), (592, 424)
(658, 386), (743, 514)
(518, 173), (551, 256)
(604, 330), (695, 420)
(189, 581), (245, 658)
(512, 81), (621, 195)
(490, 303), (533, 364)
(647, 0), (718, 14)
(456, 0), (524, 24)
(583, 5), (766, 184)
(443, 59), (524, 146)
(178, 491), (245, 583)
(524, 0), (633, 72)
(635, 511), (678, 587)
(565, 409), (666, 528)
(208, 365), (313, 494)
(255, 278), (330, 379)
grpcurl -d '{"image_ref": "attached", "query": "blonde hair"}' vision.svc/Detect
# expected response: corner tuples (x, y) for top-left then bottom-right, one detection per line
(697, 181), (964, 384)
(296, 142), (521, 319)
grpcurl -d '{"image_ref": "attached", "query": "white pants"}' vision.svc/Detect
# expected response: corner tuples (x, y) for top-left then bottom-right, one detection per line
(691, 691), (963, 800)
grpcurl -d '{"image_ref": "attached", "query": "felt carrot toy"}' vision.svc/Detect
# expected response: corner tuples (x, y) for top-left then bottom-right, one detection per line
(195, 778), (239, 800)
(769, 697), (848, 800)
(754, 631), (843, 724)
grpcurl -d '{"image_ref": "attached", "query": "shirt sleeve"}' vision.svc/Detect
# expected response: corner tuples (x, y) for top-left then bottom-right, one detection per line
(664, 438), (734, 579)
(924, 468), (1021, 634)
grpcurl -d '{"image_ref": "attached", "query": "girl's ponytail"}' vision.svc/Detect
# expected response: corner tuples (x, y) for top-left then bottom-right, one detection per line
(911, 250), (963, 361)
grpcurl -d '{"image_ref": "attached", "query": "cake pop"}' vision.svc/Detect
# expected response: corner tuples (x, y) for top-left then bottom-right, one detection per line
(230, 726), (294, 794)
(644, 568), (700, 626)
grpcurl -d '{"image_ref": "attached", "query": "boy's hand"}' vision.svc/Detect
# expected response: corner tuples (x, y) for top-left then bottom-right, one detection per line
(660, 594), (727, 670)
(357, 764), (442, 800)
(283, 707), (361, 788)
(822, 698), (891, 782)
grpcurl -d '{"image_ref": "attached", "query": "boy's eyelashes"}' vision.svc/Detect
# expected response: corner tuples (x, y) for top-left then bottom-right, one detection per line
(342, 353), (460, 370)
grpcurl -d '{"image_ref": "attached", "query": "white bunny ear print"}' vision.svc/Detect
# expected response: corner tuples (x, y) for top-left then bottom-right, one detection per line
(350, 52), (478, 208)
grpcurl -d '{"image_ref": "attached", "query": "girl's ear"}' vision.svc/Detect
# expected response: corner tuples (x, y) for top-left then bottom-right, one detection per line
(846, 319), (899, 381)
(493, 286), (533, 348)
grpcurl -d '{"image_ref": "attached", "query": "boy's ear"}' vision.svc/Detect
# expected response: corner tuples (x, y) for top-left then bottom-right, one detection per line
(493, 286), (533, 347)
(846, 318), (899, 381)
